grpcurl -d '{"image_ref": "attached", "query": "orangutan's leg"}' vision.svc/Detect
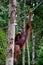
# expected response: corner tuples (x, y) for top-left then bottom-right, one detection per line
(14, 45), (20, 64)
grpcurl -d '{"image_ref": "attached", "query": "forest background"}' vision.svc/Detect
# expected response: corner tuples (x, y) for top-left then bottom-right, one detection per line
(0, 0), (43, 65)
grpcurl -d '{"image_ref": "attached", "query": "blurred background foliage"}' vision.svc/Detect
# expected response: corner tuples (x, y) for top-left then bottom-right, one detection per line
(0, 0), (43, 65)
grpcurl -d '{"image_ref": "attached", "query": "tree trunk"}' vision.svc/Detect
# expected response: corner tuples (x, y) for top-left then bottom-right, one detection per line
(6, 0), (17, 65)
(22, 0), (26, 65)
(27, 40), (30, 65)
(22, 45), (25, 65)
(26, 21), (30, 65)
(32, 30), (35, 65)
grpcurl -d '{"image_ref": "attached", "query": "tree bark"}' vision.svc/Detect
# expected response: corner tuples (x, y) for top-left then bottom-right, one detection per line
(6, 0), (17, 65)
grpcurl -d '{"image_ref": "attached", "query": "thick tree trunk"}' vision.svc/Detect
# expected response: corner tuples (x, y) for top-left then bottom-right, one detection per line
(32, 30), (35, 65)
(6, 0), (17, 65)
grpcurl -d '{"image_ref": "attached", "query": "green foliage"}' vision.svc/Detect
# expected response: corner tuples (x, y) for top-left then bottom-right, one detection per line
(0, 29), (7, 65)
(0, 0), (43, 65)
(0, 0), (8, 29)
(35, 37), (43, 65)
(0, 0), (8, 65)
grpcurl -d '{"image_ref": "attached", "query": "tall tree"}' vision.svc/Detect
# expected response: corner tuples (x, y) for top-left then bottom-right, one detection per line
(32, 30), (35, 65)
(22, 0), (26, 65)
(6, 0), (17, 65)
(27, 40), (30, 65)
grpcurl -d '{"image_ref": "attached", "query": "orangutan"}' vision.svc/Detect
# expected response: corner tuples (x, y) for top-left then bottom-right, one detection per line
(14, 11), (32, 64)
